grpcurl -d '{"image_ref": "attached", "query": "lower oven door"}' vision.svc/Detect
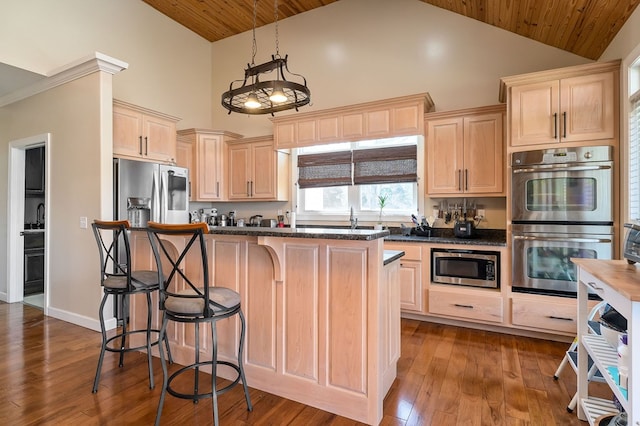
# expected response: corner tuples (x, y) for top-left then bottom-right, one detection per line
(511, 224), (613, 296)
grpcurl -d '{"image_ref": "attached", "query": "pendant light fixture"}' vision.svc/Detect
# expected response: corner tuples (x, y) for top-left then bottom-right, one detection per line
(221, 0), (311, 115)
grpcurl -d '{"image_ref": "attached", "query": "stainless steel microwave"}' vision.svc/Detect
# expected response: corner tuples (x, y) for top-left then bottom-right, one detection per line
(431, 248), (499, 289)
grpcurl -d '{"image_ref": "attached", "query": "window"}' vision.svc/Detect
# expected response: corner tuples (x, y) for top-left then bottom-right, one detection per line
(629, 57), (640, 220)
(295, 136), (422, 222)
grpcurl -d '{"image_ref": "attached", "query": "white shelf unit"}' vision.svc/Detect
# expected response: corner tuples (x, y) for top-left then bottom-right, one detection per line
(575, 260), (640, 426)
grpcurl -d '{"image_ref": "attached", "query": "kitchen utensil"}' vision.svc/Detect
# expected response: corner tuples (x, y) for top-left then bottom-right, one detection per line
(454, 220), (475, 238)
(249, 215), (263, 226)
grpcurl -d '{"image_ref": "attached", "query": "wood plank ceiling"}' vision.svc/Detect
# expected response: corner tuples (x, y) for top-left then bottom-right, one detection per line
(142, 0), (640, 60)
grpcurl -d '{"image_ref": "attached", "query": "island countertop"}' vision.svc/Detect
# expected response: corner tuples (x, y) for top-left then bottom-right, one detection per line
(208, 225), (390, 241)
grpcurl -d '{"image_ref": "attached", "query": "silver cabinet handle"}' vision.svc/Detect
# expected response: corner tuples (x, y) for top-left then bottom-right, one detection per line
(216, 182), (219, 198)
(587, 281), (603, 291)
(139, 136), (143, 155)
(562, 111), (567, 139)
(246, 181), (250, 196)
(464, 169), (468, 191)
(144, 136), (148, 155)
(553, 112), (558, 139)
(457, 169), (462, 191)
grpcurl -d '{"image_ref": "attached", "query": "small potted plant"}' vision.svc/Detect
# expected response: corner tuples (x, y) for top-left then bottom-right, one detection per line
(375, 194), (389, 230)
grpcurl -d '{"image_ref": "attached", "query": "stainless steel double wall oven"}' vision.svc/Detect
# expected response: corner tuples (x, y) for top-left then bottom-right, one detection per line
(511, 146), (614, 297)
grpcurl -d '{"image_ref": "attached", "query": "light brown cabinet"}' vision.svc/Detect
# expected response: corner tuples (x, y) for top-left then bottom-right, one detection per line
(510, 295), (579, 334)
(273, 93), (434, 149)
(429, 286), (503, 323)
(426, 105), (505, 196)
(113, 100), (179, 163)
(384, 242), (423, 312)
(500, 60), (619, 149)
(176, 129), (242, 202)
(227, 136), (289, 201)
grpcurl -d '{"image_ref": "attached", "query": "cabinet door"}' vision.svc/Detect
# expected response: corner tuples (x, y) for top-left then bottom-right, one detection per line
(228, 143), (251, 199)
(113, 106), (143, 158)
(510, 80), (559, 147)
(426, 117), (464, 194)
(463, 113), (503, 194)
(197, 135), (225, 200)
(142, 114), (176, 163)
(366, 109), (391, 137)
(251, 141), (276, 199)
(561, 72), (615, 143)
(175, 140), (194, 200)
(398, 260), (422, 312)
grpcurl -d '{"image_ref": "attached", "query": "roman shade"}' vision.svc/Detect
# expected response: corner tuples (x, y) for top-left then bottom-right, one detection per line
(297, 151), (353, 189)
(353, 145), (417, 185)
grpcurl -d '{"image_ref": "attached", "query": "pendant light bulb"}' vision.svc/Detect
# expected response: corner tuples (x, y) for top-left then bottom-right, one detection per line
(244, 92), (261, 109)
(269, 88), (287, 103)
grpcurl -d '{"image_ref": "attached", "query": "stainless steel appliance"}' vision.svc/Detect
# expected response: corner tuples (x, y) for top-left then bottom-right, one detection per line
(623, 221), (640, 263)
(114, 158), (189, 225)
(431, 248), (499, 289)
(511, 145), (614, 297)
(511, 223), (613, 296)
(511, 145), (613, 223)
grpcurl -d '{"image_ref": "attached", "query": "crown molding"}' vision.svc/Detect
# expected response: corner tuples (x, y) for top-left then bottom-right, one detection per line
(0, 52), (128, 107)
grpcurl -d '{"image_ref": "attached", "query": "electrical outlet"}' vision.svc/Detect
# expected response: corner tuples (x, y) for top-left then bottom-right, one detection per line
(277, 209), (283, 215)
(80, 216), (88, 229)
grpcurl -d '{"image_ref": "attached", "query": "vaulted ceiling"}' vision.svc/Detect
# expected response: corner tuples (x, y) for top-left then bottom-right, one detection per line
(142, 0), (640, 60)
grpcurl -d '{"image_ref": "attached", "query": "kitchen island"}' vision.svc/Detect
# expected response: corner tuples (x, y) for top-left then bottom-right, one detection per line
(128, 226), (401, 425)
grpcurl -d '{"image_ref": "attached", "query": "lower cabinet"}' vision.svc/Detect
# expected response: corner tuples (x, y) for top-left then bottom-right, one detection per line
(511, 295), (579, 335)
(429, 286), (503, 323)
(384, 242), (424, 312)
(129, 231), (395, 425)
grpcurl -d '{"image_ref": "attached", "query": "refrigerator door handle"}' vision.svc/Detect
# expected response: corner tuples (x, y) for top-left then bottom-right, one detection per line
(159, 170), (167, 223)
(151, 171), (160, 223)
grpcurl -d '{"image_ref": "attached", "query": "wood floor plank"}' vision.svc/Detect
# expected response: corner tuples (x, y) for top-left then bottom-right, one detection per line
(0, 303), (593, 425)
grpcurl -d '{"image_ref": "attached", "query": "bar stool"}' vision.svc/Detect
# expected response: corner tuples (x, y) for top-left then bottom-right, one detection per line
(146, 221), (252, 426)
(91, 219), (172, 393)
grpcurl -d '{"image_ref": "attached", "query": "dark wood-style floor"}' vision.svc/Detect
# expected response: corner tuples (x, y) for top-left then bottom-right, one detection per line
(0, 301), (607, 425)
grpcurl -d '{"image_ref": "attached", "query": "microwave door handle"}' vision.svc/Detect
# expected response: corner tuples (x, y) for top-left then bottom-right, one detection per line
(513, 235), (612, 243)
(512, 165), (612, 173)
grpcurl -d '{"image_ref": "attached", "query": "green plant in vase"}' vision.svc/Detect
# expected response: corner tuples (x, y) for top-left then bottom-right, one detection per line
(376, 194), (389, 229)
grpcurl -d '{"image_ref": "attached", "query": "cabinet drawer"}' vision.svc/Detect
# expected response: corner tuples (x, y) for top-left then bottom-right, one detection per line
(429, 288), (503, 323)
(384, 243), (422, 261)
(511, 298), (577, 334)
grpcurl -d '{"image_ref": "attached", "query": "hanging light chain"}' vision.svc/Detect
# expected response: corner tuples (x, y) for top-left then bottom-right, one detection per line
(250, 0), (258, 66)
(274, 0), (279, 57)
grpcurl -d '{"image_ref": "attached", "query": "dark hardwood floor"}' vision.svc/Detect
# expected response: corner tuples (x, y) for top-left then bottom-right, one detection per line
(0, 301), (607, 425)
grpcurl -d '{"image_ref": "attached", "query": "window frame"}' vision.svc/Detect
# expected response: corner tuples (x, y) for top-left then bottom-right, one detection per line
(291, 136), (425, 224)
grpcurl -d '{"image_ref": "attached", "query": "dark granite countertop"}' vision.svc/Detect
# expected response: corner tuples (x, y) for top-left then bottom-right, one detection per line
(207, 226), (390, 241)
(385, 228), (506, 247)
(383, 250), (405, 265)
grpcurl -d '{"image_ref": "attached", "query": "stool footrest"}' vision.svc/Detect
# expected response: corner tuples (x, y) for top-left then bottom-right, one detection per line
(104, 328), (163, 353)
(167, 360), (242, 401)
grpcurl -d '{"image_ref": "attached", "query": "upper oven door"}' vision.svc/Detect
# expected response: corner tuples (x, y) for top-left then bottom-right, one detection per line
(511, 160), (613, 223)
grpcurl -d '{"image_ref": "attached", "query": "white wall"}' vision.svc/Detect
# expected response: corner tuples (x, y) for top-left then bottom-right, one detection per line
(0, 72), (110, 323)
(211, 0), (590, 137)
(0, 0), (213, 129)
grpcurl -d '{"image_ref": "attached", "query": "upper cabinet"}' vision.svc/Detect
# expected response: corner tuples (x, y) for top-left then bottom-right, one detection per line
(272, 93), (434, 149)
(227, 136), (289, 201)
(176, 129), (242, 202)
(500, 60), (619, 149)
(426, 105), (505, 196)
(113, 100), (180, 164)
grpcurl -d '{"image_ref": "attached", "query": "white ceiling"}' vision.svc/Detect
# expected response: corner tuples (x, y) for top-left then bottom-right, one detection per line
(0, 63), (46, 99)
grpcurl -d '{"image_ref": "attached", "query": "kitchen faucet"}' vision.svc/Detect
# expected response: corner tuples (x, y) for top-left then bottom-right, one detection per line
(350, 206), (358, 230)
(36, 203), (45, 226)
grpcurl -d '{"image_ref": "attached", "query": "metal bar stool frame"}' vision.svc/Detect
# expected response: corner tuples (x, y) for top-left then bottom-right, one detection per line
(91, 219), (172, 393)
(146, 221), (252, 426)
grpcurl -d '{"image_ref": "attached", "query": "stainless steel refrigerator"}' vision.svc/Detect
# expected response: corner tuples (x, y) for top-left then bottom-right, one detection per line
(113, 158), (189, 225)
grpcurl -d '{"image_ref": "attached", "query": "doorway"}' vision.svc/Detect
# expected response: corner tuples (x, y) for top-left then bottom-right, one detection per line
(7, 133), (50, 314)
